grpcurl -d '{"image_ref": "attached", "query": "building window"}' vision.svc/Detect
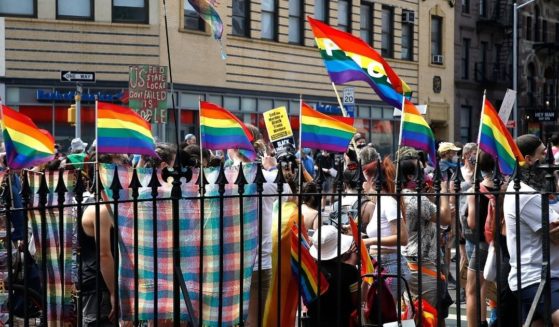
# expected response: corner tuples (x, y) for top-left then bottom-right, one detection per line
(526, 16), (532, 41)
(288, 0), (303, 44)
(232, 0), (250, 37)
(112, 0), (148, 24)
(535, 6), (540, 42)
(0, 0), (35, 17)
(338, 0), (350, 32)
(479, 0), (486, 17)
(480, 41), (488, 79)
(381, 6), (394, 58)
(461, 0), (470, 14)
(542, 20), (547, 42)
(314, 0), (328, 23)
(360, 3), (373, 45)
(261, 0), (277, 40)
(57, 0), (93, 19)
(462, 38), (470, 79)
(431, 15), (443, 64)
(184, 1), (204, 31)
(401, 10), (414, 61)
(527, 63), (536, 105)
(460, 105), (472, 143)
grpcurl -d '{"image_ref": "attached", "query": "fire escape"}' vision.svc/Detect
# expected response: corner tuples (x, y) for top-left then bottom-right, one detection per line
(475, 0), (513, 89)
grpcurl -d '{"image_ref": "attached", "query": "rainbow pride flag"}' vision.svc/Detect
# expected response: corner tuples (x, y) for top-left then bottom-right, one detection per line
(348, 216), (375, 285)
(1, 104), (55, 169)
(290, 224), (329, 305)
(400, 99), (436, 166)
(308, 17), (412, 109)
(479, 98), (524, 175)
(301, 102), (356, 153)
(199, 101), (256, 160)
(187, 0), (223, 40)
(97, 102), (158, 157)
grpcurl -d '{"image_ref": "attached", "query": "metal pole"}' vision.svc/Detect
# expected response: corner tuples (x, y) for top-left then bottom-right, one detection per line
(75, 83), (82, 139)
(513, 2), (518, 137)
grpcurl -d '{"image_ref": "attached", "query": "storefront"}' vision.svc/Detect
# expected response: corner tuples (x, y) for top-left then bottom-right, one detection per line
(1, 84), (402, 158)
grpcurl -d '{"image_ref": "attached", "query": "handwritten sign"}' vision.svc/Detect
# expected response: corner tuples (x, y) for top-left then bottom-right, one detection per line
(128, 65), (168, 123)
(263, 106), (295, 150)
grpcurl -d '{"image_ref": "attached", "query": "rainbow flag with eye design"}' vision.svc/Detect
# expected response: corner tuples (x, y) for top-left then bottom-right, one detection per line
(308, 16), (412, 109)
(187, 0), (224, 40)
(1, 104), (55, 169)
(478, 98), (524, 175)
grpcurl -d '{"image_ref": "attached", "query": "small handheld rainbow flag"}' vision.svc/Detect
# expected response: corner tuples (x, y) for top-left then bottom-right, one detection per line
(300, 102), (356, 153)
(290, 224), (329, 305)
(1, 104), (55, 169)
(400, 99), (437, 166)
(348, 216), (375, 285)
(478, 98), (524, 175)
(96, 101), (158, 157)
(199, 101), (256, 160)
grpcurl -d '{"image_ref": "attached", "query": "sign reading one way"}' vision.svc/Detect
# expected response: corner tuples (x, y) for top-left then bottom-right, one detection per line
(60, 71), (96, 83)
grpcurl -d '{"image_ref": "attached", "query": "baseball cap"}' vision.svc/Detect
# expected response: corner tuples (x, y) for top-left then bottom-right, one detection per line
(438, 142), (461, 154)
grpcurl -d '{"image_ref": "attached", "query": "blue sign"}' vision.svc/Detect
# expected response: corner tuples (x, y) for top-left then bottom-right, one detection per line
(36, 89), (125, 102)
(315, 103), (355, 117)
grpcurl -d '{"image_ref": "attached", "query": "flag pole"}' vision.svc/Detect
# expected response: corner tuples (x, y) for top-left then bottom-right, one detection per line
(198, 98), (204, 185)
(298, 95), (303, 187)
(331, 82), (358, 153)
(395, 93), (406, 183)
(473, 90), (487, 180)
(94, 97), (99, 199)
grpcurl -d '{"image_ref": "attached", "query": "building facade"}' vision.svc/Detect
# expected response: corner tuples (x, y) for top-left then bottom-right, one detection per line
(454, 0), (558, 143)
(1, 0), (455, 156)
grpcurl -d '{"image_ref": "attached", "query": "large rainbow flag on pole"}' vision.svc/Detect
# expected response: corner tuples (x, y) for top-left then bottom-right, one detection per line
(308, 16), (412, 109)
(96, 101), (158, 157)
(399, 99), (437, 166)
(187, 0), (223, 40)
(300, 102), (356, 153)
(0, 104), (55, 169)
(199, 101), (256, 160)
(478, 97), (524, 175)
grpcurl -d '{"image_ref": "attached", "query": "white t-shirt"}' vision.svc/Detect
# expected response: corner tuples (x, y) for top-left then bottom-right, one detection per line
(503, 182), (559, 291)
(256, 169), (292, 271)
(366, 196), (401, 251)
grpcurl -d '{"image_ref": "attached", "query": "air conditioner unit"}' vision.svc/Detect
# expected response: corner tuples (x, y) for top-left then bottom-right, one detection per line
(432, 55), (444, 64)
(402, 11), (415, 24)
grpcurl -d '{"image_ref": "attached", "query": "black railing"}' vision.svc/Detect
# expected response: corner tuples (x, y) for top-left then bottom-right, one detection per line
(0, 149), (558, 327)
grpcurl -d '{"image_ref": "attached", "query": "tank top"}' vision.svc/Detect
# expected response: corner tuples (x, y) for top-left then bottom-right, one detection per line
(79, 198), (114, 292)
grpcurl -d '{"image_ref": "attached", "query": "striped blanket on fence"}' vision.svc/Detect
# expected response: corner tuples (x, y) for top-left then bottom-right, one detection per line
(98, 163), (258, 326)
(28, 170), (76, 326)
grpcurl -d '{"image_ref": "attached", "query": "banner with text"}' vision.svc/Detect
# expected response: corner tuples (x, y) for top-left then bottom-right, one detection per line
(128, 65), (168, 123)
(263, 106), (295, 152)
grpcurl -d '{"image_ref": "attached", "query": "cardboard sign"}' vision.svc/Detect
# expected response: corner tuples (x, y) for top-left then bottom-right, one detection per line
(263, 106), (295, 150)
(498, 89), (516, 123)
(128, 65), (168, 123)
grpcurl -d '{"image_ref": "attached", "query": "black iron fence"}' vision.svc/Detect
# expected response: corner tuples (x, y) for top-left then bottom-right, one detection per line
(0, 151), (558, 327)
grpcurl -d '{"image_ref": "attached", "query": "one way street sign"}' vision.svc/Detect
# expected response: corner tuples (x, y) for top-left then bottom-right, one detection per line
(60, 71), (96, 83)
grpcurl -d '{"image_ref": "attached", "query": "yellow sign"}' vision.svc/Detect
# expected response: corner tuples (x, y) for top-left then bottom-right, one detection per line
(263, 106), (293, 142)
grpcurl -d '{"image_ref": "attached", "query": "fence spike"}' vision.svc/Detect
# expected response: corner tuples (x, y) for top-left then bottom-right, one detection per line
(216, 162), (229, 194)
(512, 158), (522, 191)
(195, 167), (209, 187)
(37, 171), (50, 204)
(492, 156), (503, 187)
(129, 168), (141, 199)
(148, 168), (161, 198)
(74, 169), (86, 203)
(109, 165), (123, 200)
(254, 163), (266, 193)
(20, 170), (31, 202)
(274, 162), (285, 194)
(235, 162), (248, 194)
(374, 158), (383, 192)
(55, 168), (68, 195)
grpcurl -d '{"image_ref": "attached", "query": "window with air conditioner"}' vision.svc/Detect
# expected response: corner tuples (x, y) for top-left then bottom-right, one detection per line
(402, 11), (414, 24)
(431, 15), (443, 65)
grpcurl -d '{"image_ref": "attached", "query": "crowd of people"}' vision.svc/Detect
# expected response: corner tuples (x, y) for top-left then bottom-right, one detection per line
(1, 130), (559, 327)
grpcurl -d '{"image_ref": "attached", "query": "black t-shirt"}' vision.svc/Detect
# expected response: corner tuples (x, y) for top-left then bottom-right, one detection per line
(306, 261), (359, 327)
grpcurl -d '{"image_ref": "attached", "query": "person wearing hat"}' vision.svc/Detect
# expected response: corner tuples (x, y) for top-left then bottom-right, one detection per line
(306, 225), (359, 327)
(69, 137), (88, 154)
(184, 133), (197, 145)
(437, 142), (461, 181)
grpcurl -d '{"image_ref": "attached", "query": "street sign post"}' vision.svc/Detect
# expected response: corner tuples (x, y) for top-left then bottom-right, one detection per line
(60, 71), (96, 83)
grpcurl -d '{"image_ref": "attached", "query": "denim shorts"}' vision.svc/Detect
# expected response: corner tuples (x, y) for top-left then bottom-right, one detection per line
(465, 240), (488, 271)
(374, 252), (411, 300)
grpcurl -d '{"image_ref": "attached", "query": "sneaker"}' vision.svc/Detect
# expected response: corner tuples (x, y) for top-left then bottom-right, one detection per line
(447, 274), (457, 290)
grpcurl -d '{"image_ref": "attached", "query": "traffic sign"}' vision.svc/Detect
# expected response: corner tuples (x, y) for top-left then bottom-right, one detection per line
(343, 87), (355, 104)
(60, 71), (96, 83)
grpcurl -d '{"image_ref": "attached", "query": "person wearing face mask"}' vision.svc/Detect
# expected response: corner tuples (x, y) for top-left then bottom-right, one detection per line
(438, 142), (462, 181)
(503, 134), (559, 327)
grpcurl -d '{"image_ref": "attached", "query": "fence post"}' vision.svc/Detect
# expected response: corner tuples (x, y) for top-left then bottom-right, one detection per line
(128, 169), (141, 325)
(273, 165), (285, 327)
(109, 167), (122, 327)
(148, 167), (160, 324)
(235, 162), (248, 326)
(253, 163), (266, 327)
(196, 167), (208, 326)
(37, 171), (49, 326)
(55, 168), (68, 324)
(74, 169), (85, 326)
(216, 163), (229, 326)
(452, 161), (464, 327)
(20, 170), (31, 326)
(3, 172), (14, 327)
